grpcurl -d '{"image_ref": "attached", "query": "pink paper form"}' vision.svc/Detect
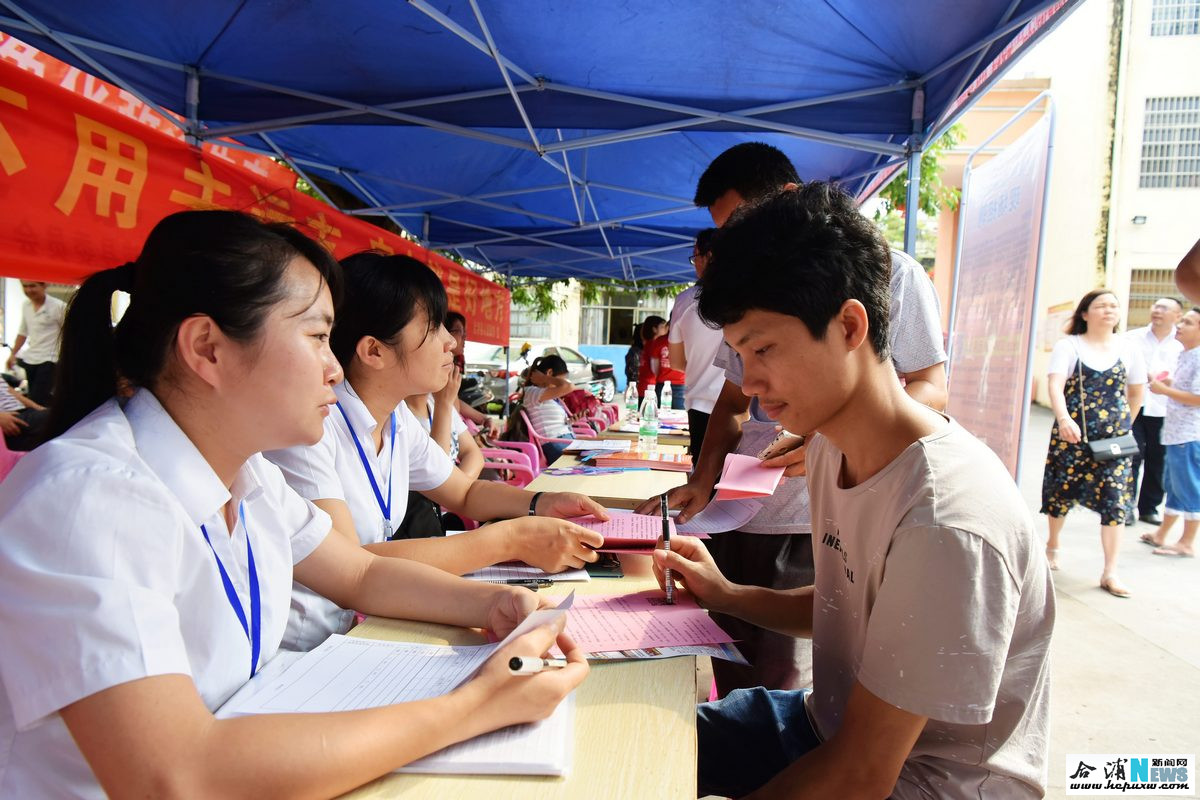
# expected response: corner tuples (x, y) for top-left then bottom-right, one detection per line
(561, 590), (734, 652)
(712, 453), (785, 501)
(567, 510), (708, 546)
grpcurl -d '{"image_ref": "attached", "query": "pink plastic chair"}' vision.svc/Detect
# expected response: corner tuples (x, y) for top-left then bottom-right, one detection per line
(520, 409), (595, 468)
(479, 446), (537, 488)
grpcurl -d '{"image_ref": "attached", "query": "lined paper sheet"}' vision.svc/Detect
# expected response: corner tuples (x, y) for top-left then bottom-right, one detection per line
(675, 497), (764, 534)
(589, 642), (748, 664)
(217, 594), (577, 775)
(462, 563), (590, 582)
(561, 590), (733, 652)
(567, 510), (710, 548)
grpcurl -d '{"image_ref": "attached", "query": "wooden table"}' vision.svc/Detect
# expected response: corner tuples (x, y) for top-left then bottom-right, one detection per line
(525, 445), (690, 509)
(342, 555), (698, 799)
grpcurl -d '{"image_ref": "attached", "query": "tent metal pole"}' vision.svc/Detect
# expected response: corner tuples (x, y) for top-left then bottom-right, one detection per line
(345, 179), (577, 226)
(903, 87), (925, 256)
(184, 66), (201, 147)
(422, 213), (431, 244)
(503, 266), (513, 418)
(200, 86), (527, 140)
(406, 0), (539, 86)
(432, 216), (602, 260)
(539, 84), (906, 156)
(584, 182), (693, 204)
(258, 133), (340, 208)
(554, 132), (585, 225)
(445, 203), (696, 248)
(0, 1), (187, 135)
(939, 0), (1024, 129)
(190, 70), (538, 152)
(538, 80), (922, 155)
(360, 184), (566, 213)
(467, 0), (542, 152)
(919, 2), (1070, 85)
(337, 170), (414, 236)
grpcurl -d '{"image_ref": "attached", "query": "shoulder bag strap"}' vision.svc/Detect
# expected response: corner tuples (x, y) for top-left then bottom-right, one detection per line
(1075, 340), (1089, 443)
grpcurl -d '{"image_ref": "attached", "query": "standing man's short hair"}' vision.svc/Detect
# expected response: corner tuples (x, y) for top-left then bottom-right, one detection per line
(697, 183), (892, 360)
(693, 142), (800, 207)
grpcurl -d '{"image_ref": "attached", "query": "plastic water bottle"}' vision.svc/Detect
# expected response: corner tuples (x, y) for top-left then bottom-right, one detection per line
(661, 380), (673, 411)
(625, 384), (639, 423)
(638, 391), (659, 452)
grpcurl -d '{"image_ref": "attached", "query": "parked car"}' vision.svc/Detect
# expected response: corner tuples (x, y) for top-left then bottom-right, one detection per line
(464, 341), (617, 403)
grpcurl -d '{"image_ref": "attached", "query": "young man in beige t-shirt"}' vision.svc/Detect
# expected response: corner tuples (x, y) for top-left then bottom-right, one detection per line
(654, 184), (1055, 799)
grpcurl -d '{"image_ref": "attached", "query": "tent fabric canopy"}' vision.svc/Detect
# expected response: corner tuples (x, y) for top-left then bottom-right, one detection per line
(0, 0), (1078, 282)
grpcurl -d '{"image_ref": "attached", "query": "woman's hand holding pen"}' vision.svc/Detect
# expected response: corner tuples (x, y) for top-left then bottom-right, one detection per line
(500, 516), (603, 572)
(458, 620), (589, 736)
(651, 536), (736, 614)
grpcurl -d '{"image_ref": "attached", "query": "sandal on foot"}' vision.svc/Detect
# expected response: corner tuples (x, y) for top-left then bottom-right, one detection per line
(1139, 533), (1165, 546)
(1045, 547), (1059, 571)
(1100, 575), (1132, 598)
(1152, 545), (1195, 558)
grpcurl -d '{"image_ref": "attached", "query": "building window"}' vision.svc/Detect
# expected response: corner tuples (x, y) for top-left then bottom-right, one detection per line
(1127, 267), (1182, 328)
(1151, 0), (1200, 35)
(509, 306), (550, 341)
(1139, 96), (1200, 188)
(580, 290), (672, 346)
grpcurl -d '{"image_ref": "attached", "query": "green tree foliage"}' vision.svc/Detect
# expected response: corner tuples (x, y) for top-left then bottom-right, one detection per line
(877, 123), (966, 216)
(508, 277), (683, 318)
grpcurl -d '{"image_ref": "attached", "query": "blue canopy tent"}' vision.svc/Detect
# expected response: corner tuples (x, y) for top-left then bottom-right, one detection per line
(0, 0), (1080, 283)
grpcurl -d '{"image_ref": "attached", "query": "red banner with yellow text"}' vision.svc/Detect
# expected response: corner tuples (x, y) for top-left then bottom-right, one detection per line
(0, 40), (509, 344)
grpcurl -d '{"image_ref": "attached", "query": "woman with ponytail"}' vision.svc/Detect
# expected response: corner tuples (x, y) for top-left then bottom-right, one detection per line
(0, 211), (587, 798)
(267, 252), (605, 651)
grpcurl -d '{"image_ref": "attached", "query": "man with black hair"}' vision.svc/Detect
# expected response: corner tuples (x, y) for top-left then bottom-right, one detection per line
(654, 184), (1054, 799)
(639, 141), (947, 696)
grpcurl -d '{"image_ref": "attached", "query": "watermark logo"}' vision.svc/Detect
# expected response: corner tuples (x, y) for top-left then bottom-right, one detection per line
(1066, 754), (1194, 795)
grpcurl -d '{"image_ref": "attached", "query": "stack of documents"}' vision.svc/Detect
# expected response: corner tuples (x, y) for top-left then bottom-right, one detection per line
(218, 596), (578, 776)
(590, 450), (693, 472)
(713, 453), (785, 500)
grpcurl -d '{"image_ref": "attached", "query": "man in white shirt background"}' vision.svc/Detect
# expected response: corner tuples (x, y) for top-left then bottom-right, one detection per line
(667, 228), (727, 459)
(1127, 297), (1184, 525)
(5, 280), (66, 406)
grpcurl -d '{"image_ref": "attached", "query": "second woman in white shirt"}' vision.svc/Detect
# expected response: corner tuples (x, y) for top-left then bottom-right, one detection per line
(268, 252), (606, 650)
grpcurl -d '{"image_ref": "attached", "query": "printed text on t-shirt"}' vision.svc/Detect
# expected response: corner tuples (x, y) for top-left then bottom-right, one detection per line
(820, 524), (855, 583)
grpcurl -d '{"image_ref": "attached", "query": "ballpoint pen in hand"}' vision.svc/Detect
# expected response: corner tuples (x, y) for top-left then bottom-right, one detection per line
(489, 578), (553, 589)
(660, 493), (675, 604)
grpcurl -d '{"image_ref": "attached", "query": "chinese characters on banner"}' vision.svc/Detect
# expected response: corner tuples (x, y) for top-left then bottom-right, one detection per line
(946, 116), (1052, 477)
(0, 36), (510, 345)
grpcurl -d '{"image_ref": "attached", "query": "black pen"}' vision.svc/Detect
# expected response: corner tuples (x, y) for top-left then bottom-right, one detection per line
(490, 578), (553, 589)
(660, 493), (675, 604)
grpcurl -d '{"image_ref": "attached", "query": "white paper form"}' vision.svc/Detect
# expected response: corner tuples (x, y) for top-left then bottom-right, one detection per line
(216, 594), (578, 775)
(563, 438), (630, 452)
(675, 498), (764, 534)
(462, 563), (591, 582)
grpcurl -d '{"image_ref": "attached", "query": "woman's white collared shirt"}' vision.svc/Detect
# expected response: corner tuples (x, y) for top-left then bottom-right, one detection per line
(266, 380), (454, 651)
(0, 389), (331, 799)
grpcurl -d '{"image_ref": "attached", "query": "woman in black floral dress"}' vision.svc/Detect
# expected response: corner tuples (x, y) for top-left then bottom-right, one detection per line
(1042, 289), (1146, 597)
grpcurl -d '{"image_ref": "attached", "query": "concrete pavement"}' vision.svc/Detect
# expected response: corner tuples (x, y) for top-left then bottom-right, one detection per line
(1018, 404), (1200, 798)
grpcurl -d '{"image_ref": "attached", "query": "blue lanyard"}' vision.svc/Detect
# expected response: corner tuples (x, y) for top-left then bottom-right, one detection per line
(199, 502), (261, 679)
(336, 402), (397, 537)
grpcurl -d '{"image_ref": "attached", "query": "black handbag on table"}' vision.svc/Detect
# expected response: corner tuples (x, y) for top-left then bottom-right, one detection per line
(1076, 353), (1139, 462)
